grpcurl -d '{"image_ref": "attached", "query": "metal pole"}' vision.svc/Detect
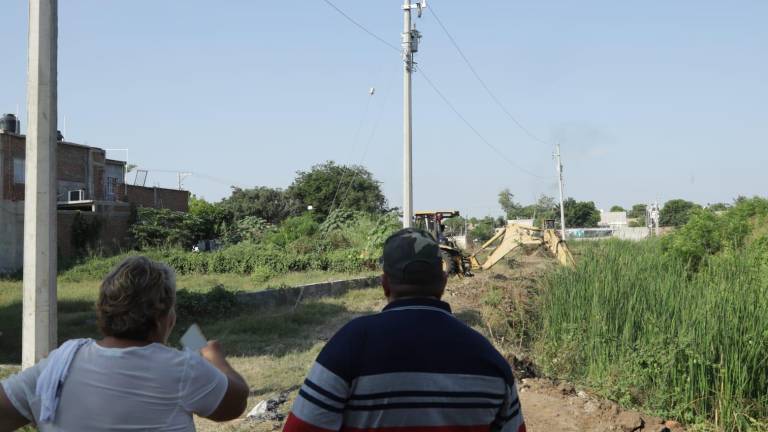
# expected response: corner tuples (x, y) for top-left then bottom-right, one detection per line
(402, 0), (413, 228)
(23, 0), (58, 369)
(555, 144), (567, 240)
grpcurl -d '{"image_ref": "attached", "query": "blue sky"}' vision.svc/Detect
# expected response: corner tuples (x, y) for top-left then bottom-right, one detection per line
(1, 1), (765, 217)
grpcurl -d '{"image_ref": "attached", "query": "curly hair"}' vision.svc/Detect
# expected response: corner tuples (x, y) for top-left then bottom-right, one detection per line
(97, 256), (176, 341)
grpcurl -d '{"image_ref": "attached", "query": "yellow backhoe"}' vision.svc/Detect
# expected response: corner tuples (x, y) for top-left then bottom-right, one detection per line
(468, 220), (575, 270)
(414, 211), (575, 277)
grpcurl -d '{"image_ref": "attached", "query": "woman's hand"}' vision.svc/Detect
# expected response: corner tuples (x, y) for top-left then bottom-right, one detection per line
(199, 340), (250, 422)
(200, 340), (227, 370)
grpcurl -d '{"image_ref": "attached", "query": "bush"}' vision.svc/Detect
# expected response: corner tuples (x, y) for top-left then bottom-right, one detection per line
(662, 197), (768, 269)
(129, 207), (203, 250)
(64, 210), (401, 281)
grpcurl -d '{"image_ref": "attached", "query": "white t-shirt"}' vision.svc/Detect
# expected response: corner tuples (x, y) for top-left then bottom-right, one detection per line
(1, 340), (228, 431)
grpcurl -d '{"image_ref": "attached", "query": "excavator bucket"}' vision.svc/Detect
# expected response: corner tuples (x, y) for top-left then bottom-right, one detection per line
(543, 229), (575, 268)
(471, 224), (542, 270)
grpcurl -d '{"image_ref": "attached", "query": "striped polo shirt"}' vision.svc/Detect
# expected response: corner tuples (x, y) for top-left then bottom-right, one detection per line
(284, 297), (526, 432)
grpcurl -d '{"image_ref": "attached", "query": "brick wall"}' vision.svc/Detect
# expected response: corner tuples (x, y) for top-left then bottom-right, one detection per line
(57, 204), (132, 262)
(0, 133), (26, 201)
(58, 143), (88, 182)
(126, 185), (189, 212)
(0, 134), (115, 202)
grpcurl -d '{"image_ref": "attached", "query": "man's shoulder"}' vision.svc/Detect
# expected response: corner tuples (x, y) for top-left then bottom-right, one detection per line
(330, 313), (379, 339)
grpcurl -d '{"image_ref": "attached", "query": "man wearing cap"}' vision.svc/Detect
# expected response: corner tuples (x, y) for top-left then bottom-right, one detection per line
(284, 228), (526, 432)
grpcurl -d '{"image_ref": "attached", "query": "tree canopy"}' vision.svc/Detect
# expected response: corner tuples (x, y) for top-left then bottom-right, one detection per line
(563, 198), (600, 228)
(189, 195), (229, 239)
(218, 186), (295, 224)
(498, 189), (558, 226)
(610, 205), (626, 212)
(287, 161), (386, 218)
(660, 199), (701, 227)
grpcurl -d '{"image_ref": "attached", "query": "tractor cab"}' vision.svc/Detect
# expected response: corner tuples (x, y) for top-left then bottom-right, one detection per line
(414, 211), (473, 277)
(414, 210), (460, 244)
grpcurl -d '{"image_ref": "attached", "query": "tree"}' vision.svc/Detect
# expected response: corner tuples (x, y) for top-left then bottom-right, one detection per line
(498, 189), (523, 219)
(628, 204), (647, 219)
(627, 203), (647, 226)
(609, 205), (626, 212)
(219, 186), (295, 224)
(470, 216), (496, 242)
(533, 195), (558, 225)
(287, 161), (386, 219)
(660, 199), (701, 227)
(563, 198), (600, 228)
(707, 202), (730, 212)
(442, 215), (467, 235)
(189, 195), (229, 239)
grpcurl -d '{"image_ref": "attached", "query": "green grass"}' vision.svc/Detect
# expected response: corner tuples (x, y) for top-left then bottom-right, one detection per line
(0, 269), (376, 364)
(536, 239), (768, 431)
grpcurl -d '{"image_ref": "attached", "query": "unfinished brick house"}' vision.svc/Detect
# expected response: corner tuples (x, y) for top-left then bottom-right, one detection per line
(0, 114), (189, 273)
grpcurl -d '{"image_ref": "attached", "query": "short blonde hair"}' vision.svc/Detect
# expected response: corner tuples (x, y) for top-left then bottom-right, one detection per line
(96, 256), (176, 341)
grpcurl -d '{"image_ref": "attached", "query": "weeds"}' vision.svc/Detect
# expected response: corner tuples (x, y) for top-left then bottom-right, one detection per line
(536, 239), (768, 430)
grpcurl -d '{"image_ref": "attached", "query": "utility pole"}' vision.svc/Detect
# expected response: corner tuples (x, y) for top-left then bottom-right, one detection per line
(554, 144), (567, 240)
(401, 0), (424, 228)
(23, 0), (58, 369)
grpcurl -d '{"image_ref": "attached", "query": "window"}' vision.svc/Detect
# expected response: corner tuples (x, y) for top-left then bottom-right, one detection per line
(106, 176), (119, 200)
(13, 158), (24, 184)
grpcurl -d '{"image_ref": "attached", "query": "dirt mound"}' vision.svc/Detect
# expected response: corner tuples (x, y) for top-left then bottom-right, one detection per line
(520, 379), (682, 432)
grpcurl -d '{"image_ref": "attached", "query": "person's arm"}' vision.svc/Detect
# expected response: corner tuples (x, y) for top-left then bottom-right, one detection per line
(0, 385), (30, 432)
(492, 379), (526, 432)
(199, 341), (249, 422)
(283, 321), (360, 432)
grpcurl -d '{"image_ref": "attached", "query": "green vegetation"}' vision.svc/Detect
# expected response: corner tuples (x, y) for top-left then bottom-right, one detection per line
(286, 161), (387, 219)
(563, 198), (600, 228)
(536, 198), (768, 431)
(218, 186), (294, 225)
(0, 270), (376, 364)
(67, 210), (398, 281)
(660, 198), (701, 227)
(498, 189), (558, 225)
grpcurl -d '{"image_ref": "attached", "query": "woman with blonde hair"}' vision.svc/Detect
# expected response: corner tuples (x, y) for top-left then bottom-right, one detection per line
(0, 256), (249, 431)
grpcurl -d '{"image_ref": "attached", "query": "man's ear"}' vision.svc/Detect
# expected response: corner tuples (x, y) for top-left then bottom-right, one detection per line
(382, 273), (391, 299)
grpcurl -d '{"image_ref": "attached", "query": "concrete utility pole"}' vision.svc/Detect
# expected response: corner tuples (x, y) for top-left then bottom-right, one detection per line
(401, 0), (424, 228)
(554, 144), (567, 240)
(23, 0), (58, 369)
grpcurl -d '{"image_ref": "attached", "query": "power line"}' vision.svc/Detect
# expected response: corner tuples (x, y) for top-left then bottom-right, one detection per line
(418, 67), (550, 180)
(336, 84), (391, 209)
(428, 3), (551, 147)
(318, 0), (550, 181)
(328, 91), (375, 215)
(320, 0), (400, 52)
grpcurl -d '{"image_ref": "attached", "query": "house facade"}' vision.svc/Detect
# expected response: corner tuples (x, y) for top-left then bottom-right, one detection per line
(0, 122), (189, 273)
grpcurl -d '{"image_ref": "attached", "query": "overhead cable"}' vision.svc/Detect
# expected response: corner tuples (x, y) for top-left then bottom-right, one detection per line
(429, 3), (552, 147)
(320, 0), (400, 52)
(418, 67), (550, 180)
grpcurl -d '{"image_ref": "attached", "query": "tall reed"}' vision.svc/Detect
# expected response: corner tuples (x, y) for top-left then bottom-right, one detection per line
(537, 239), (768, 431)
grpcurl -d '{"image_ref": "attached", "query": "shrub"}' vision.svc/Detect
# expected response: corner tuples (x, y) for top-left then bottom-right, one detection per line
(129, 207), (202, 250)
